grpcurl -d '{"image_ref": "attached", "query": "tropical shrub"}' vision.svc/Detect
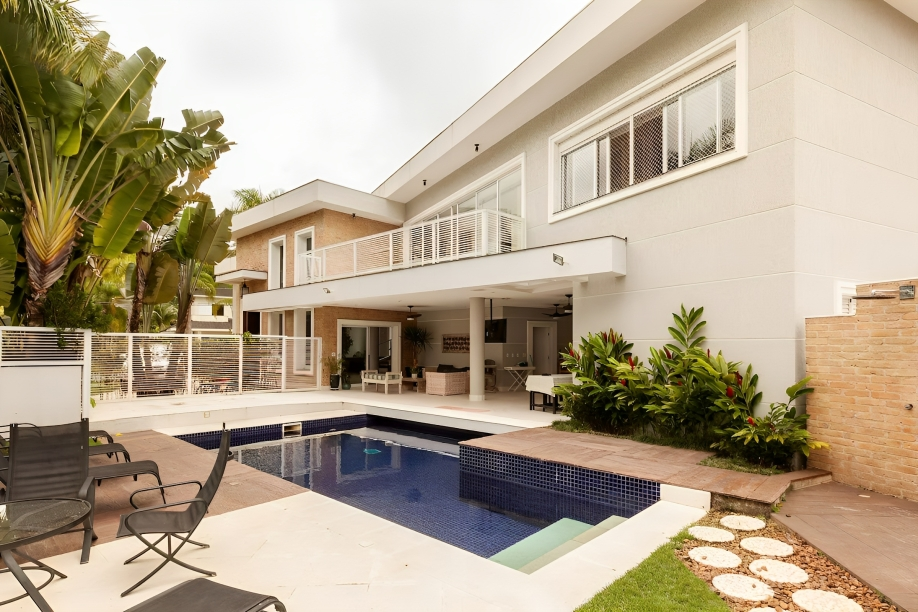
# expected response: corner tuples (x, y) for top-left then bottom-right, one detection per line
(713, 378), (828, 466)
(555, 305), (826, 469)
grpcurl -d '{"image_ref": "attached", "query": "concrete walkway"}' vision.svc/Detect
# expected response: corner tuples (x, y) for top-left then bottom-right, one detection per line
(773, 481), (918, 612)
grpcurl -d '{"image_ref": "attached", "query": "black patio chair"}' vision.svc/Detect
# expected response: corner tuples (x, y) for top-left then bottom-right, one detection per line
(116, 429), (232, 597)
(123, 578), (286, 612)
(3, 420), (95, 565)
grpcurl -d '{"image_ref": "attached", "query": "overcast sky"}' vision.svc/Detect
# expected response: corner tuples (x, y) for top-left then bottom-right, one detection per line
(78, 0), (588, 210)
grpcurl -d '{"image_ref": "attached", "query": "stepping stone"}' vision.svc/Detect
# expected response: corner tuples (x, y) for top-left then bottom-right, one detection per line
(750, 558), (809, 584)
(712, 574), (774, 602)
(740, 536), (794, 557)
(688, 546), (741, 568)
(748, 609), (777, 612)
(792, 589), (863, 612)
(688, 525), (734, 542)
(720, 514), (766, 531)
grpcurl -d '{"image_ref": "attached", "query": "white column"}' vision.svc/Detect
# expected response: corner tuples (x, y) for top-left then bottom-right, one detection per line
(469, 297), (485, 401)
(232, 283), (243, 334)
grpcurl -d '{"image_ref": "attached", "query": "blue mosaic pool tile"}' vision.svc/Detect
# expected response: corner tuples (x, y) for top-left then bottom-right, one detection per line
(175, 414), (369, 450)
(459, 445), (660, 516)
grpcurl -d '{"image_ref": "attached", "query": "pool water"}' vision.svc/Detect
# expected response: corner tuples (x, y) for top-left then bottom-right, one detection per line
(231, 425), (545, 557)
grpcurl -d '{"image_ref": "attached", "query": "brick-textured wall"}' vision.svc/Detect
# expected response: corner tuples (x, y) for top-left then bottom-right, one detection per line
(805, 279), (918, 501)
(235, 209), (399, 294)
(314, 306), (415, 385)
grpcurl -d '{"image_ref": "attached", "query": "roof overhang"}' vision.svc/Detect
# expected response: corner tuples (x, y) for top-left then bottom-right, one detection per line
(372, 0), (705, 203)
(884, 0), (918, 23)
(231, 180), (405, 240)
(216, 269), (267, 284)
(241, 235), (626, 312)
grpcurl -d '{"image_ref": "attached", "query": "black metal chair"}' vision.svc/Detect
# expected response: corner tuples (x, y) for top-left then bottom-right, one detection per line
(3, 420), (96, 565)
(117, 429), (232, 597)
(123, 578), (286, 612)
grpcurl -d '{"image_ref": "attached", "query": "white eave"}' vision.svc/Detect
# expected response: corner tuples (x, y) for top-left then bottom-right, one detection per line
(372, 0), (705, 203)
(230, 179), (405, 240)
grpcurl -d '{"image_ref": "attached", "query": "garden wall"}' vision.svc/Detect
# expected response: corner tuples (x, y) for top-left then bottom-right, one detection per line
(805, 279), (918, 501)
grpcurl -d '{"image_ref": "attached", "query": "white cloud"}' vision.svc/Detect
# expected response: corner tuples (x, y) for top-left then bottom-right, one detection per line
(78, 0), (588, 209)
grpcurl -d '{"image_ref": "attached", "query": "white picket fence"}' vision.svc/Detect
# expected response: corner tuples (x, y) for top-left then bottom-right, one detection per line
(297, 208), (525, 285)
(90, 333), (322, 402)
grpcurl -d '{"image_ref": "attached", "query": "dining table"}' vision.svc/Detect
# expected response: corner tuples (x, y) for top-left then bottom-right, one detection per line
(0, 498), (91, 612)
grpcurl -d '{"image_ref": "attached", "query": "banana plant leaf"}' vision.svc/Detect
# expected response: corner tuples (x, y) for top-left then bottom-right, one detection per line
(92, 175), (163, 258)
(0, 219), (17, 308)
(143, 252), (178, 305)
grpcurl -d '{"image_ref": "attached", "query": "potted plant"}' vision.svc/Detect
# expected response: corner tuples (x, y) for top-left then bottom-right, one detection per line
(341, 363), (352, 390)
(403, 326), (433, 374)
(323, 353), (344, 390)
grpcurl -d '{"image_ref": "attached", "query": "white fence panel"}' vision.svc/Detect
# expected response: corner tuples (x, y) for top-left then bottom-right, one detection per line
(89, 333), (320, 403)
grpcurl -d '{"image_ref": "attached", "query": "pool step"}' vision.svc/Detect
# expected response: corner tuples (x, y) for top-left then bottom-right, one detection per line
(490, 515), (627, 573)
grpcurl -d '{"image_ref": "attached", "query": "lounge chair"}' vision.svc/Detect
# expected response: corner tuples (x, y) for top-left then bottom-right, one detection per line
(116, 430), (232, 597)
(123, 578), (286, 612)
(89, 461), (166, 503)
(88, 442), (131, 462)
(3, 420), (95, 564)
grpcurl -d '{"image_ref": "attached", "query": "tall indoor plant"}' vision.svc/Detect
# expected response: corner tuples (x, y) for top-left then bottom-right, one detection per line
(403, 326), (432, 375)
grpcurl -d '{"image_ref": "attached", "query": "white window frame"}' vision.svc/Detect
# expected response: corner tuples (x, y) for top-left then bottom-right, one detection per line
(292, 308), (315, 374)
(404, 153), (526, 227)
(548, 24), (748, 223)
(267, 235), (286, 290)
(293, 227), (315, 286)
(835, 281), (858, 316)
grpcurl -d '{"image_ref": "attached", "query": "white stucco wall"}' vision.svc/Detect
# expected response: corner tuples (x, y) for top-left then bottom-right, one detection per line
(400, 0), (918, 406)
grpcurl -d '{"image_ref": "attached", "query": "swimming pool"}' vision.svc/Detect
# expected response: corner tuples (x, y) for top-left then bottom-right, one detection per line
(230, 424), (543, 557)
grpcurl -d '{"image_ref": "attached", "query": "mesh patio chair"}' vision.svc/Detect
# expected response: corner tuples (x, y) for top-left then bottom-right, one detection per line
(123, 578), (286, 612)
(116, 429), (232, 597)
(3, 420), (96, 565)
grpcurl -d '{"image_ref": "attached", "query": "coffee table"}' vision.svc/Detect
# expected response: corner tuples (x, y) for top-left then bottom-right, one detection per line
(0, 498), (91, 611)
(402, 377), (426, 392)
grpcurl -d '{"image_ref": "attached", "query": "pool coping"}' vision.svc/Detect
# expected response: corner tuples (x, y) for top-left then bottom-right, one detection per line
(462, 428), (831, 508)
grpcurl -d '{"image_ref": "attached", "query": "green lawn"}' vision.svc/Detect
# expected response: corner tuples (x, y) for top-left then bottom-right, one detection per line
(576, 531), (729, 612)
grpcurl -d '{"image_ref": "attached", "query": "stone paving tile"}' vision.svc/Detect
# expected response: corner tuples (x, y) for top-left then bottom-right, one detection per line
(774, 481), (918, 612)
(16, 430), (303, 562)
(463, 428), (829, 504)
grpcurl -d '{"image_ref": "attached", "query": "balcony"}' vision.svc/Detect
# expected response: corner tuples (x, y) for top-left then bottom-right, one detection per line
(296, 209), (524, 285)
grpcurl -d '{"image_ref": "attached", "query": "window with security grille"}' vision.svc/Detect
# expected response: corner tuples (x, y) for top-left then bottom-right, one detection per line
(559, 65), (736, 212)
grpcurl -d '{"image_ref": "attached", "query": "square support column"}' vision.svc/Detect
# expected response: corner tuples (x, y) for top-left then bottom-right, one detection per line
(469, 297), (485, 401)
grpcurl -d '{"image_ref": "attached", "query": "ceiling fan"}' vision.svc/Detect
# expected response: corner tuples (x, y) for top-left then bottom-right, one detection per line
(406, 306), (421, 321)
(543, 304), (571, 318)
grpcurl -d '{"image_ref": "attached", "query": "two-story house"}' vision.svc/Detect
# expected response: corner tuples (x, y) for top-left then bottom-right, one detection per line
(217, 0), (918, 405)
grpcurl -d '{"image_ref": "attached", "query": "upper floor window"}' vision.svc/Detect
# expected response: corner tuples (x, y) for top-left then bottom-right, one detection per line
(418, 167), (523, 223)
(268, 236), (285, 290)
(560, 66), (735, 212)
(549, 25), (747, 222)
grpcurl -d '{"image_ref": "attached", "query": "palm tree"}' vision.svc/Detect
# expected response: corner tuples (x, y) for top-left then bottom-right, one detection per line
(228, 187), (284, 214)
(0, 3), (233, 323)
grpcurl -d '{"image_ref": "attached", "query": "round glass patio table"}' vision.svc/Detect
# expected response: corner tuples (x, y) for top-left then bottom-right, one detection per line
(0, 498), (91, 612)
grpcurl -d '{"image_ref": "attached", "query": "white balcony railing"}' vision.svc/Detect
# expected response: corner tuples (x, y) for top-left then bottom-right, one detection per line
(296, 209), (524, 285)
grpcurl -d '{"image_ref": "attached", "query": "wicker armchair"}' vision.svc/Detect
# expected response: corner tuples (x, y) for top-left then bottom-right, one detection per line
(425, 371), (470, 396)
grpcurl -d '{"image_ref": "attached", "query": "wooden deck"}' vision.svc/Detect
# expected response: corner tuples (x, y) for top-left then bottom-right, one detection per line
(774, 481), (918, 612)
(461, 427), (829, 506)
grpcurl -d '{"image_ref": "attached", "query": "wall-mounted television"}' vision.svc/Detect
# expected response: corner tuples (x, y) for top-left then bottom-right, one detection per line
(485, 319), (507, 343)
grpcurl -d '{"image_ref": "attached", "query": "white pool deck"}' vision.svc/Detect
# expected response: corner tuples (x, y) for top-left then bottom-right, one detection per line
(1, 494), (705, 612)
(89, 389), (561, 436)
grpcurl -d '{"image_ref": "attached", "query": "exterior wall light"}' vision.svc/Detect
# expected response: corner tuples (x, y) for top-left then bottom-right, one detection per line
(241, 282), (249, 295)
(323, 288), (331, 294)
(422, 180), (427, 186)
(474, 144), (479, 152)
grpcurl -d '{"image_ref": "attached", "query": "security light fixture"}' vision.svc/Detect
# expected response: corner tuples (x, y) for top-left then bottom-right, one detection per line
(406, 305), (421, 321)
(241, 282), (249, 296)
(553, 253), (564, 266)
(322, 288), (331, 294)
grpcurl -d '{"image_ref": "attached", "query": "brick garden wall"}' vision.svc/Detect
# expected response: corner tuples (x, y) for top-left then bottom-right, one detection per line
(805, 279), (918, 501)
